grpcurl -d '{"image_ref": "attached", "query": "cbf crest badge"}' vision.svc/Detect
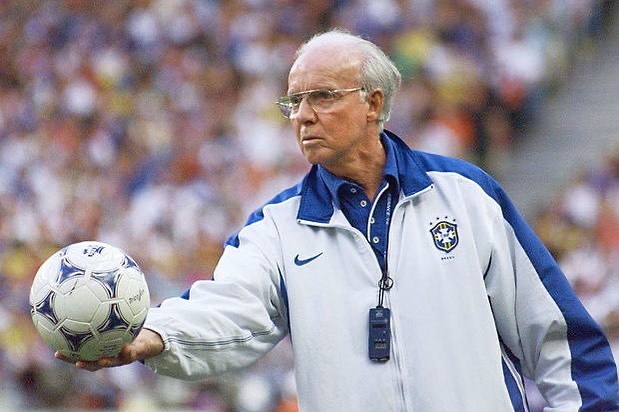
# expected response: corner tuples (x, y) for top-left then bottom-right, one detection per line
(430, 219), (459, 253)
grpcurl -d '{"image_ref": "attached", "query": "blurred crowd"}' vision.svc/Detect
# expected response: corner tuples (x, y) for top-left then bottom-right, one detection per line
(0, 0), (615, 410)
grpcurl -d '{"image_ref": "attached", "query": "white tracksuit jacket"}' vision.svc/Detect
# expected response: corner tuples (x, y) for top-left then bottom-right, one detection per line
(144, 130), (619, 411)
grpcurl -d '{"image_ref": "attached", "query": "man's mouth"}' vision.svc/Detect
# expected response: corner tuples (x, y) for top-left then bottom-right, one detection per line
(301, 136), (321, 145)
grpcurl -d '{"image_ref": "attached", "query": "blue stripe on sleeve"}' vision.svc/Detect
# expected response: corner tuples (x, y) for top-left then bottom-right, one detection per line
(499, 334), (528, 412)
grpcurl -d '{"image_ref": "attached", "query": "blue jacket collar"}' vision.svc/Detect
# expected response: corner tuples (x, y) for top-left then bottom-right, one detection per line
(297, 130), (433, 223)
(317, 133), (400, 210)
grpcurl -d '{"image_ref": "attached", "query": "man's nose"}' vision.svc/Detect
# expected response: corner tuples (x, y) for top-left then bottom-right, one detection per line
(291, 97), (317, 123)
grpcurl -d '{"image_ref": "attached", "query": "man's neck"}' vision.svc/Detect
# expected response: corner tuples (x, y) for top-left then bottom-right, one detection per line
(326, 137), (386, 200)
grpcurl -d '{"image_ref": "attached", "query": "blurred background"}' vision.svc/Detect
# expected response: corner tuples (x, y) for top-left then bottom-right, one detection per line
(0, 0), (617, 411)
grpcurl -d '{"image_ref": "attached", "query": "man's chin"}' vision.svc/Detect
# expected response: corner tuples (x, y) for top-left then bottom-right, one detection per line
(302, 149), (326, 166)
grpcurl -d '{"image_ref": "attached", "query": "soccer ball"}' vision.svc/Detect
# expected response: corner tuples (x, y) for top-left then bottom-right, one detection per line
(30, 241), (150, 361)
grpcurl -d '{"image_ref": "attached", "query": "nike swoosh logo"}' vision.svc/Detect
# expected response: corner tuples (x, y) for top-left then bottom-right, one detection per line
(294, 252), (323, 266)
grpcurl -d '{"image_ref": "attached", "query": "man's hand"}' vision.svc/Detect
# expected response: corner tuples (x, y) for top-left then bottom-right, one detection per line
(55, 328), (165, 372)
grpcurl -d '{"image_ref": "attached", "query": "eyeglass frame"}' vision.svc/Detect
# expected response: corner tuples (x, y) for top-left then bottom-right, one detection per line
(276, 87), (366, 119)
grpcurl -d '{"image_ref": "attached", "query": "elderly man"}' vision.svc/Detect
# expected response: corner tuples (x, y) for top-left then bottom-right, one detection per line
(60, 30), (619, 411)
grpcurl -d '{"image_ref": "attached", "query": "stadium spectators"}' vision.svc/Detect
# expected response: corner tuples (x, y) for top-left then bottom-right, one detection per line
(0, 1), (614, 410)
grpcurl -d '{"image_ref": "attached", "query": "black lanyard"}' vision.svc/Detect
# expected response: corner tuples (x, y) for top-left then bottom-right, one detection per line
(369, 189), (394, 362)
(376, 189), (393, 308)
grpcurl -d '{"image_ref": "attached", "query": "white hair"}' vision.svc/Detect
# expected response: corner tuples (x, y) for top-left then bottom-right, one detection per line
(294, 29), (402, 130)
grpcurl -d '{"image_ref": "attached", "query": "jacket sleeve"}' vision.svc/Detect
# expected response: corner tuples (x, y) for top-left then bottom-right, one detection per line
(143, 211), (289, 380)
(484, 181), (619, 411)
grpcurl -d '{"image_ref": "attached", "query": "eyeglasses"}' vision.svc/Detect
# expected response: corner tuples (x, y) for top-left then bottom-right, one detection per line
(276, 87), (364, 119)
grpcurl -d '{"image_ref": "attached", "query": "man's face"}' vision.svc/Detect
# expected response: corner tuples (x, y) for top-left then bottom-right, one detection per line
(286, 47), (377, 171)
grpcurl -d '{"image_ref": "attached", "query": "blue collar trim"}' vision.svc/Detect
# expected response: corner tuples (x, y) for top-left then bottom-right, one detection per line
(297, 130), (433, 223)
(317, 133), (400, 209)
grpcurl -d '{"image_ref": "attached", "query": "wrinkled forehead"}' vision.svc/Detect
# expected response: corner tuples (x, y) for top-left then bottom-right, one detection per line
(288, 41), (363, 92)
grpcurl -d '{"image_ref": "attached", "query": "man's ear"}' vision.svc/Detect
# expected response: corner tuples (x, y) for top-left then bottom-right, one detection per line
(366, 89), (385, 123)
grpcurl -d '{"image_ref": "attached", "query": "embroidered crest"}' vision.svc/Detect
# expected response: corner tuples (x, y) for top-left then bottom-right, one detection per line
(430, 220), (459, 253)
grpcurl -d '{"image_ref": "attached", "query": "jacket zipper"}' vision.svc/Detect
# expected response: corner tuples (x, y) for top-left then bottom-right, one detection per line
(385, 292), (408, 411)
(387, 184), (435, 411)
(386, 202), (407, 411)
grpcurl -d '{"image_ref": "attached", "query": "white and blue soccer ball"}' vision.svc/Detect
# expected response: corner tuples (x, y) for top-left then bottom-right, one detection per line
(30, 241), (150, 361)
